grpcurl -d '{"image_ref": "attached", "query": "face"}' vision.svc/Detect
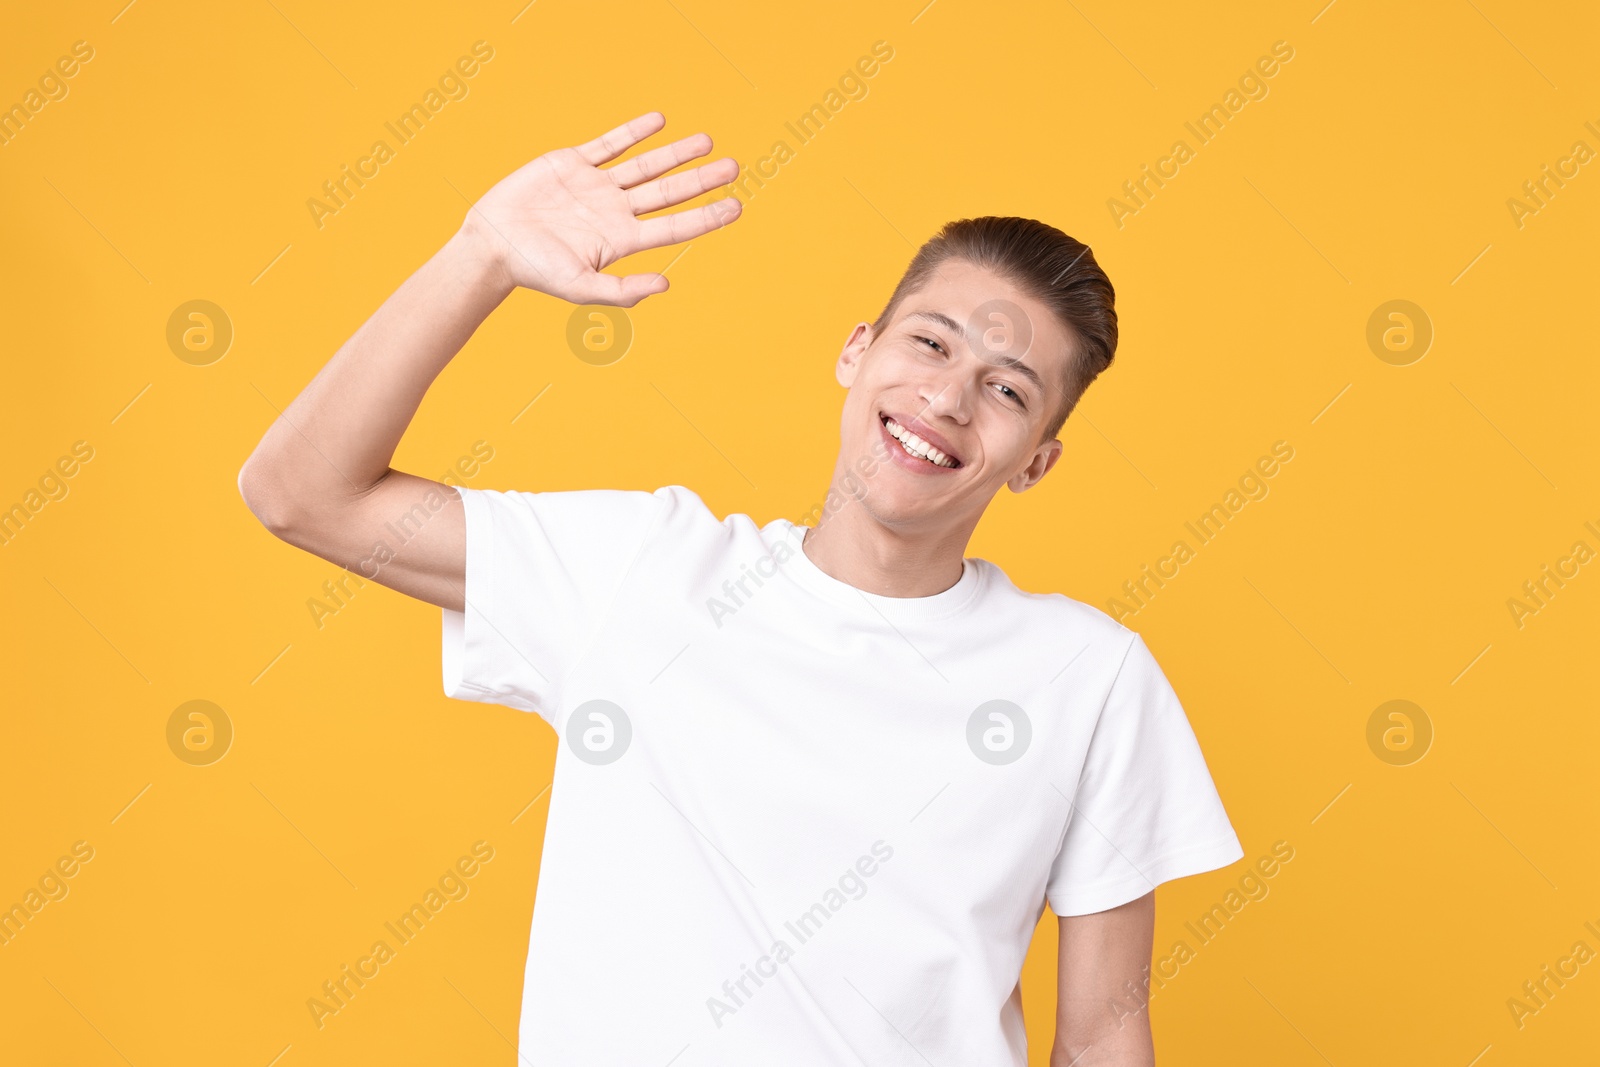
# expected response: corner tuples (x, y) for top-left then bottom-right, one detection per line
(832, 259), (1073, 531)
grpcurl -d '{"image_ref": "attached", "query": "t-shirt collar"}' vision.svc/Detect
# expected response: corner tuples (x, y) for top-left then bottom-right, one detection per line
(764, 519), (984, 622)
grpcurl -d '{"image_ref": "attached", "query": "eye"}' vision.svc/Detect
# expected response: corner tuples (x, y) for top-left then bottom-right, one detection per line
(994, 382), (1024, 406)
(913, 334), (1024, 407)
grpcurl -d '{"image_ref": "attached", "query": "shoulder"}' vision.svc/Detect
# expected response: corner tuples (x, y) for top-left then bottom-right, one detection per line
(975, 558), (1134, 645)
(448, 483), (755, 552)
(455, 482), (766, 547)
(649, 484), (753, 530)
(970, 559), (1144, 688)
(649, 483), (719, 521)
(641, 484), (768, 553)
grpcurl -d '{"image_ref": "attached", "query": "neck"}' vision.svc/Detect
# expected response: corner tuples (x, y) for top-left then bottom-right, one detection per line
(800, 479), (975, 598)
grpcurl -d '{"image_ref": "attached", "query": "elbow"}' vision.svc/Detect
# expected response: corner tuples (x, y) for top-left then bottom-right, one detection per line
(237, 454), (302, 538)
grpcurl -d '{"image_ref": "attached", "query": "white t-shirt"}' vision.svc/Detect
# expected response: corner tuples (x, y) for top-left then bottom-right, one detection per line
(441, 483), (1243, 1065)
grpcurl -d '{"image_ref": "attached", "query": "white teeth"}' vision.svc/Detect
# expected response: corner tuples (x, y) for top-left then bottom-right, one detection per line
(883, 418), (957, 468)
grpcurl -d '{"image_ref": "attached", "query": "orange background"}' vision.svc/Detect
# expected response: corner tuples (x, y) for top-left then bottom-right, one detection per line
(2, 0), (1597, 1063)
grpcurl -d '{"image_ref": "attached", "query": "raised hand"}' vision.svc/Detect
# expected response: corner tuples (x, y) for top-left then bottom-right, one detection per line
(460, 111), (742, 307)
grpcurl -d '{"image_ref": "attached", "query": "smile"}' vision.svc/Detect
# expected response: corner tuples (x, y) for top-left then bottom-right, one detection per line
(880, 413), (960, 469)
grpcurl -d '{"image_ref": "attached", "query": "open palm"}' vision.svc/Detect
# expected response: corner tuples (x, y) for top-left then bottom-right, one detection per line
(463, 111), (742, 307)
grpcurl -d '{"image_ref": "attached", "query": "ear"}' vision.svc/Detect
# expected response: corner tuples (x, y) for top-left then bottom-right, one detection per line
(835, 322), (874, 388)
(1007, 437), (1064, 493)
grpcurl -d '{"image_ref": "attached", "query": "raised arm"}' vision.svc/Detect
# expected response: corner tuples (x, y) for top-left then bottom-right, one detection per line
(1053, 891), (1157, 1066)
(237, 111), (742, 612)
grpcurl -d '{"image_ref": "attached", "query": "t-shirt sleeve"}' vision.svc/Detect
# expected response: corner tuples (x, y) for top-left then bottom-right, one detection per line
(1045, 631), (1244, 916)
(440, 484), (668, 727)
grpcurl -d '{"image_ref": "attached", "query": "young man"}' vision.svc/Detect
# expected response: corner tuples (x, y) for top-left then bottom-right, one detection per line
(239, 111), (1244, 1066)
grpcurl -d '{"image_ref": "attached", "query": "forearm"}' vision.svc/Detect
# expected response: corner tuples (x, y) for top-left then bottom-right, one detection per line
(239, 222), (513, 525)
(1055, 896), (1158, 1067)
(1051, 1020), (1155, 1067)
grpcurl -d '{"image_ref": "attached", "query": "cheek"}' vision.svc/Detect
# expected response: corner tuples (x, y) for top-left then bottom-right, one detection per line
(978, 421), (1040, 471)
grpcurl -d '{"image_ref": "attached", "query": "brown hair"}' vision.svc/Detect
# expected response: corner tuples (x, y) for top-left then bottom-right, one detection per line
(869, 217), (1118, 443)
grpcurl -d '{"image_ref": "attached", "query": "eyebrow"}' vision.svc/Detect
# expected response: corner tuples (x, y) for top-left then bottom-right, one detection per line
(902, 310), (1047, 397)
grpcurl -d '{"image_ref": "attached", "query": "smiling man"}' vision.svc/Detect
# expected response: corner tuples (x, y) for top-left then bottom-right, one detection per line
(239, 112), (1244, 1066)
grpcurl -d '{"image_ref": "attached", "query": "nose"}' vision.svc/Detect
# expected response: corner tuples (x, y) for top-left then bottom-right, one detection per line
(916, 371), (970, 425)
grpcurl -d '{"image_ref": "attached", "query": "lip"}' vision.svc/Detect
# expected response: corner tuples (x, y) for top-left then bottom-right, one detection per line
(878, 410), (963, 471)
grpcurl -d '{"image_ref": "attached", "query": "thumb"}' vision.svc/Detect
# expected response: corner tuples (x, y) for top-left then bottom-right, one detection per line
(583, 272), (669, 307)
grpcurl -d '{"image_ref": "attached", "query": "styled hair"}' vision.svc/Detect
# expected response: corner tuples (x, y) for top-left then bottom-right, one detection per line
(869, 217), (1118, 443)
